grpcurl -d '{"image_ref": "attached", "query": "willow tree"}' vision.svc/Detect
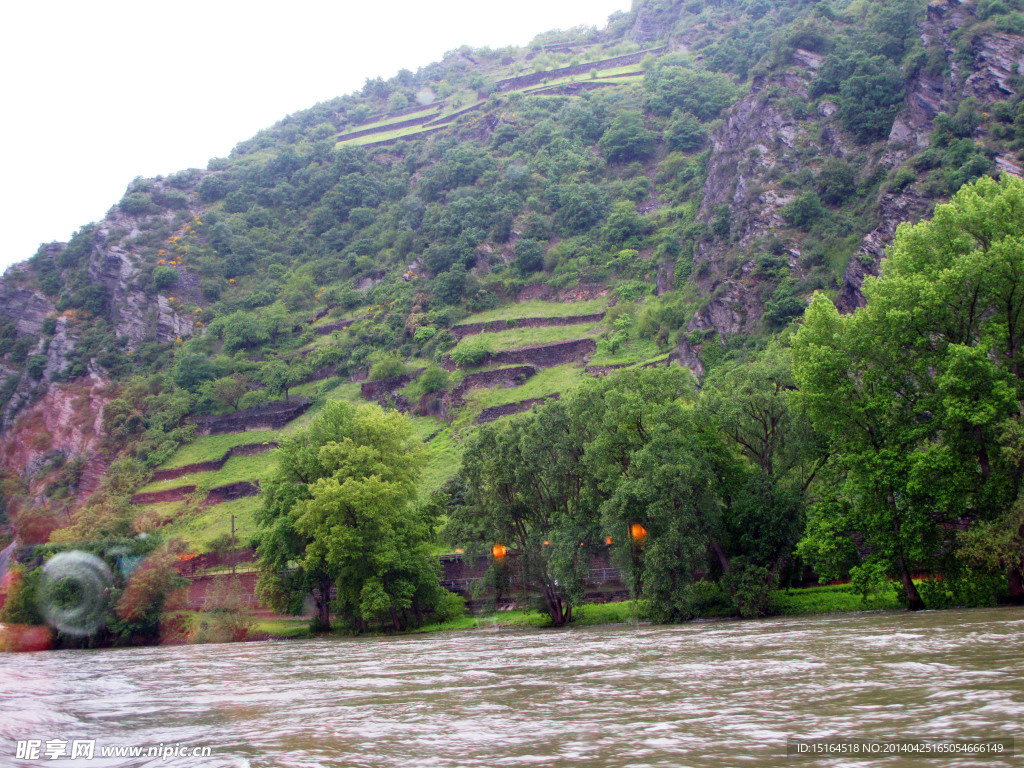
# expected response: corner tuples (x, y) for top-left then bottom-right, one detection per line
(793, 175), (1024, 608)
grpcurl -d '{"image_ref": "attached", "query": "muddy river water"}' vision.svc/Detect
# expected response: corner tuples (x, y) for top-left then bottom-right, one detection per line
(1, 607), (1022, 767)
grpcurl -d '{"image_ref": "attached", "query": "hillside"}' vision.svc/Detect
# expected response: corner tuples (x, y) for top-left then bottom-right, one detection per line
(2, 0), (1024, 558)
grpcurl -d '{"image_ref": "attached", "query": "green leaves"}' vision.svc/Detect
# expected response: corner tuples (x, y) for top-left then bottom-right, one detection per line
(793, 175), (1024, 608)
(255, 401), (446, 631)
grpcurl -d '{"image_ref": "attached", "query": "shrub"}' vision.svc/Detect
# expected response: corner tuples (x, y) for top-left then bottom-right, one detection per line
(153, 267), (179, 292)
(783, 192), (825, 229)
(369, 354), (407, 381)
(449, 336), (492, 367)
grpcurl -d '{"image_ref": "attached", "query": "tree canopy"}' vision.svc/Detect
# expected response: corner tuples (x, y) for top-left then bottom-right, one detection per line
(793, 174), (1024, 608)
(256, 400), (459, 631)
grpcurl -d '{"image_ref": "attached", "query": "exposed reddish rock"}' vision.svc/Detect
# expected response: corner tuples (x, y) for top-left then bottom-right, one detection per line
(0, 372), (111, 496)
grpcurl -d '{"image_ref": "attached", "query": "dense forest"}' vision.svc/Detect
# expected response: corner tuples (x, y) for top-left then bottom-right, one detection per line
(3, 0), (1024, 644)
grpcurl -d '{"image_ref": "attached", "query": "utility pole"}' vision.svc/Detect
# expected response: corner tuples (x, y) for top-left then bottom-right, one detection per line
(231, 514), (236, 576)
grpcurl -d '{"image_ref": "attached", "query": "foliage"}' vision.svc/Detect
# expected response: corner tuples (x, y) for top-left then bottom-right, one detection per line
(599, 111), (658, 164)
(255, 401), (453, 632)
(793, 175), (1024, 609)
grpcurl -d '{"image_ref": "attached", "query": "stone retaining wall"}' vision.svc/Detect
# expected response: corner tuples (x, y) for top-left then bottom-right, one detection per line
(150, 442), (278, 483)
(451, 313), (605, 340)
(190, 399), (311, 435)
(476, 393), (560, 424)
(131, 486), (196, 505)
(446, 338), (596, 371)
(132, 480), (261, 507)
(585, 358), (674, 377)
(360, 368), (425, 402)
(361, 124), (448, 148)
(313, 319), (354, 336)
(204, 481), (260, 505)
(336, 112), (439, 142)
(495, 48), (662, 91)
(451, 366), (537, 399)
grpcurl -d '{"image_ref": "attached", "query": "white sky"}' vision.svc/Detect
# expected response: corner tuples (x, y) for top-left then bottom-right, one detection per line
(0, 0), (631, 272)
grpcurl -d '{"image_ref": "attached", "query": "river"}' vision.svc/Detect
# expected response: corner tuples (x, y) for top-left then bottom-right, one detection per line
(1, 607), (1021, 767)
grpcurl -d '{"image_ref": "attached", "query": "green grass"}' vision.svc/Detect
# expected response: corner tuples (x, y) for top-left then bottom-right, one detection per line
(419, 428), (463, 497)
(133, 500), (186, 523)
(253, 618), (313, 639)
(775, 583), (902, 615)
(320, 379), (364, 403)
(336, 106), (439, 136)
(160, 431), (279, 468)
(459, 298), (608, 324)
(464, 363), (583, 411)
(451, 322), (600, 358)
(587, 337), (663, 366)
(158, 496), (262, 553)
(138, 451), (278, 494)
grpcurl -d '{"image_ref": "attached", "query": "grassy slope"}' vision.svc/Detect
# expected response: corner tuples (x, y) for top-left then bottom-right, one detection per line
(457, 298), (608, 323)
(450, 321), (601, 357)
(159, 496), (262, 552)
(147, 298), (646, 543)
(138, 451), (278, 494)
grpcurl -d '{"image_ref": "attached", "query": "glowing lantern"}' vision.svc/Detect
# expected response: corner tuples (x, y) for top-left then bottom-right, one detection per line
(492, 544), (508, 559)
(606, 536), (614, 545)
(454, 548), (464, 554)
(629, 523), (648, 544)
(543, 540), (551, 546)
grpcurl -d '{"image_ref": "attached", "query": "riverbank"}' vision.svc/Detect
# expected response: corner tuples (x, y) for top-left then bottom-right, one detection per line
(253, 583), (905, 640)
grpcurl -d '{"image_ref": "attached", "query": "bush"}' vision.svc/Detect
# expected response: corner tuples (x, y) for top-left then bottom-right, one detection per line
(784, 192), (825, 229)
(153, 267), (179, 292)
(369, 354), (407, 381)
(666, 112), (707, 152)
(119, 193), (157, 216)
(599, 111), (658, 164)
(816, 158), (857, 205)
(721, 558), (779, 618)
(617, 280), (652, 302)
(449, 336), (492, 367)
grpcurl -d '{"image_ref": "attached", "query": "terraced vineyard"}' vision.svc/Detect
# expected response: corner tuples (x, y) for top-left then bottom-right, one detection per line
(130, 296), (668, 553)
(332, 46), (661, 148)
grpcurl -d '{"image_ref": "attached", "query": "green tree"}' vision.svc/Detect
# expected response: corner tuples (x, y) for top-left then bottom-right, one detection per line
(255, 401), (449, 631)
(207, 374), (250, 412)
(599, 111), (658, 164)
(447, 401), (598, 625)
(793, 175), (1024, 608)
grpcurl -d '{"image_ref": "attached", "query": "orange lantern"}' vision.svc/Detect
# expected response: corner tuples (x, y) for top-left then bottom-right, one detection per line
(543, 540), (551, 546)
(629, 523), (648, 544)
(492, 544), (508, 559)
(606, 536), (614, 545)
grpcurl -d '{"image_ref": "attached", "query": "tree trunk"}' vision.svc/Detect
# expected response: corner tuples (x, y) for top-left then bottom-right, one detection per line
(313, 578), (332, 631)
(544, 584), (566, 625)
(898, 556), (925, 611)
(711, 540), (730, 575)
(1007, 560), (1024, 604)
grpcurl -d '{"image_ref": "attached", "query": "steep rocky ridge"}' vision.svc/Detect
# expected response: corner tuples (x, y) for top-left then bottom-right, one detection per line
(675, 0), (1024, 360)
